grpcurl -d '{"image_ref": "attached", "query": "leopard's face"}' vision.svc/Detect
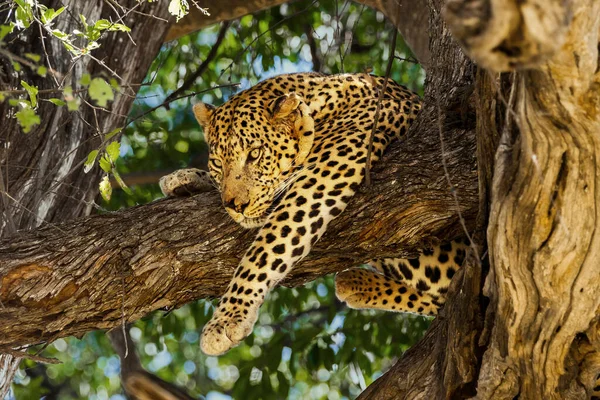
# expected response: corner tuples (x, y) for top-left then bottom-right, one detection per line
(194, 95), (312, 228)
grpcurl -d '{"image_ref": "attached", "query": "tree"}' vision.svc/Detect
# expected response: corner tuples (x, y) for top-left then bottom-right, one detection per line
(2, 0), (599, 399)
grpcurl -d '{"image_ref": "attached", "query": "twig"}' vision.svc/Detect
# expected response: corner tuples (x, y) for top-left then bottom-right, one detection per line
(36, 11), (60, 87)
(121, 274), (128, 358)
(364, 26), (397, 187)
(0, 82), (146, 96)
(218, 0), (319, 81)
(1, 349), (60, 364)
(0, 163), (16, 235)
(393, 55), (419, 64)
(126, 83), (240, 127)
(304, 24), (321, 72)
(164, 21), (231, 105)
(0, 47), (62, 80)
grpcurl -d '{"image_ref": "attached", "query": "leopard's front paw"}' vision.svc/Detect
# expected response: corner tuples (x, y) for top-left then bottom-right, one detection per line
(200, 311), (258, 355)
(159, 168), (214, 197)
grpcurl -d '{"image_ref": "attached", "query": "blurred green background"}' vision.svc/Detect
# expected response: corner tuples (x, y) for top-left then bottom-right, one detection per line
(12, 1), (427, 399)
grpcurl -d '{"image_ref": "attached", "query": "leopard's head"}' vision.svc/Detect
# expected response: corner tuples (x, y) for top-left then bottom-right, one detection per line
(193, 92), (314, 228)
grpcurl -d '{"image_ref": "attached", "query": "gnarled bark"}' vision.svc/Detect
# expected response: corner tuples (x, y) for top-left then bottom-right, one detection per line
(445, 0), (600, 398)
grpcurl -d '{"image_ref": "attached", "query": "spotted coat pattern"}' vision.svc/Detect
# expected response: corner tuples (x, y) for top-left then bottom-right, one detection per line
(161, 72), (467, 356)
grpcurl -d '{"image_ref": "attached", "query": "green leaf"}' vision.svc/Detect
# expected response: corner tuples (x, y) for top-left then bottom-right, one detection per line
(15, 107), (40, 133)
(109, 78), (120, 91)
(83, 150), (99, 173)
(112, 169), (133, 195)
(94, 19), (111, 30)
(79, 73), (91, 86)
(24, 53), (41, 62)
(12, 61), (21, 72)
(37, 66), (48, 77)
(108, 23), (130, 32)
(42, 7), (65, 24)
(67, 98), (80, 111)
(0, 92), (5, 102)
(99, 155), (112, 173)
(51, 29), (68, 39)
(20, 81), (37, 108)
(0, 24), (14, 42)
(104, 128), (121, 141)
(48, 98), (66, 106)
(79, 14), (87, 29)
(99, 176), (112, 202)
(106, 141), (120, 162)
(88, 78), (114, 107)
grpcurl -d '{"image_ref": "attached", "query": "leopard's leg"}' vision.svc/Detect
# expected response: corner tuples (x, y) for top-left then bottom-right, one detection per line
(199, 161), (365, 355)
(335, 239), (469, 313)
(159, 168), (214, 197)
(335, 268), (440, 315)
(368, 239), (469, 298)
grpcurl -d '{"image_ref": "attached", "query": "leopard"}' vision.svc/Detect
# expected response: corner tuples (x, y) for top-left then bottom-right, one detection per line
(159, 72), (470, 356)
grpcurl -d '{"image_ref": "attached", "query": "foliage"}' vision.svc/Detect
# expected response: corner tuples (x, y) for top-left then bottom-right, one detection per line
(5, 0), (427, 399)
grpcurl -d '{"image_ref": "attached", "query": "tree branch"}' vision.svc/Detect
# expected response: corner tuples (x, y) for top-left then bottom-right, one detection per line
(0, 94), (477, 348)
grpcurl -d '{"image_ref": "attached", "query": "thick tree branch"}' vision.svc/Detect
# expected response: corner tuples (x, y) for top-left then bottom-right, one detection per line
(0, 96), (477, 348)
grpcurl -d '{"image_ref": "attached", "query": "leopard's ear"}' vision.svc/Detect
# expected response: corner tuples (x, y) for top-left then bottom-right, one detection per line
(271, 93), (301, 120)
(193, 102), (215, 128)
(271, 93), (314, 169)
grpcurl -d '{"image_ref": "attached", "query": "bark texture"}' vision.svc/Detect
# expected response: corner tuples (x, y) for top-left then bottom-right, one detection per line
(444, 0), (600, 398)
(166, 0), (431, 68)
(0, 1), (171, 235)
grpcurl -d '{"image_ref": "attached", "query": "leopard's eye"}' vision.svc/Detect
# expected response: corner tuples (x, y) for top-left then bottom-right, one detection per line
(248, 147), (262, 162)
(212, 158), (222, 168)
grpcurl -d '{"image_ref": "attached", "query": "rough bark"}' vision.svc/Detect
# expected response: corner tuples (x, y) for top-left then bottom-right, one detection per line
(166, 0), (431, 68)
(0, 0), (173, 395)
(445, 0), (600, 398)
(0, 104), (477, 347)
(358, 0), (487, 398)
(0, 1), (171, 236)
(361, 0), (600, 398)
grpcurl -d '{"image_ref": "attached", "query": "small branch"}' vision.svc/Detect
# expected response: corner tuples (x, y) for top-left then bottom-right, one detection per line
(1, 349), (60, 365)
(304, 24), (321, 72)
(364, 26), (397, 187)
(126, 83), (240, 127)
(164, 21), (231, 105)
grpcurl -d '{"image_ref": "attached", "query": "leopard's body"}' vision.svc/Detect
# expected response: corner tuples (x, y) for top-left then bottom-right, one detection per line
(160, 72), (468, 355)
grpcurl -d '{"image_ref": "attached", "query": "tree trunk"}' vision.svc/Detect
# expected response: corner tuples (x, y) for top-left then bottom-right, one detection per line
(361, 0), (600, 398)
(445, 0), (600, 398)
(0, 0), (172, 395)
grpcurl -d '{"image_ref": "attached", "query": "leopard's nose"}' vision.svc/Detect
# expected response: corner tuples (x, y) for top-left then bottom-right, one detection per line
(224, 198), (250, 214)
